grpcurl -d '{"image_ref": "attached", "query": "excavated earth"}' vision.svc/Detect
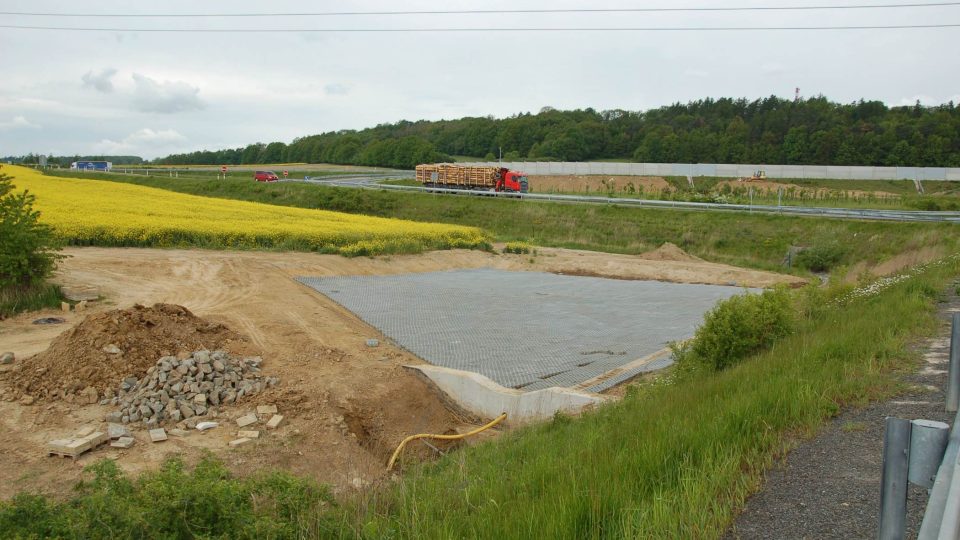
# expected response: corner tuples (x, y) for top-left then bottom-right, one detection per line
(0, 245), (803, 499)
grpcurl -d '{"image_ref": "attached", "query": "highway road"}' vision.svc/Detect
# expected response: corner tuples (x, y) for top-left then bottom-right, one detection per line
(284, 173), (960, 224)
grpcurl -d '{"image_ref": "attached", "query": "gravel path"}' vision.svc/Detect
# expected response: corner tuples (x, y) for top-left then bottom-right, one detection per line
(726, 288), (959, 539)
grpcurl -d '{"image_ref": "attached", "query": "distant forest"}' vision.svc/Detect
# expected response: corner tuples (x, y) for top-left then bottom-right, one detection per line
(3, 154), (144, 167)
(33, 96), (960, 170)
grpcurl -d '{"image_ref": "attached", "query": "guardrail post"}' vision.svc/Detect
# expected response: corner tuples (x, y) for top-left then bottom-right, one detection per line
(910, 419), (951, 489)
(880, 417), (912, 540)
(948, 313), (960, 413)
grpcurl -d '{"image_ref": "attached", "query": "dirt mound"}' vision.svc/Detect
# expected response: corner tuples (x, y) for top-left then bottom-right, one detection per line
(529, 175), (670, 194)
(639, 242), (704, 263)
(3, 303), (251, 402)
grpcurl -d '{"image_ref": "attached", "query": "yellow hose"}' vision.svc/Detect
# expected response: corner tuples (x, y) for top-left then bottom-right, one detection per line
(387, 413), (507, 471)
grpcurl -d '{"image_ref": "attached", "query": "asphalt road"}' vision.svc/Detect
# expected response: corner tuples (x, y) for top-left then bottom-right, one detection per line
(283, 174), (960, 224)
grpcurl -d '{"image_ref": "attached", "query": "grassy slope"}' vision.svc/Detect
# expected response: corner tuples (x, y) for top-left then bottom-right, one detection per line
(344, 260), (958, 538)
(52, 172), (959, 273)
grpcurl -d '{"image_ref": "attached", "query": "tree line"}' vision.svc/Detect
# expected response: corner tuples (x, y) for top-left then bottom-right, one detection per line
(2, 154), (144, 167)
(21, 96), (960, 169)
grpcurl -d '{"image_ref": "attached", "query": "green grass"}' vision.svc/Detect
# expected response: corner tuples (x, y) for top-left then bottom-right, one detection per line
(0, 283), (64, 320)
(0, 457), (341, 538)
(50, 172), (960, 274)
(340, 257), (957, 538)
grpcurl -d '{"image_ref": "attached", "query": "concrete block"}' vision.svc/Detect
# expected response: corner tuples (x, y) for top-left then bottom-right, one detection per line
(256, 405), (278, 415)
(238, 430), (260, 439)
(60, 301), (70, 312)
(266, 415), (284, 429)
(107, 423), (131, 439)
(48, 432), (108, 457)
(235, 413), (258, 427)
(168, 428), (190, 437)
(196, 421), (219, 431)
(76, 300), (87, 312)
(229, 437), (252, 448)
(148, 428), (168, 442)
(407, 365), (609, 425)
(111, 437), (135, 449)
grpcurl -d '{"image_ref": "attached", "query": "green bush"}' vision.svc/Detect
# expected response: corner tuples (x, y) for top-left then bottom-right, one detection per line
(503, 241), (532, 254)
(795, 243), (846, 273)
(0, 282), (64, 320)
(674, 287), (794, 371)
(0, 173), (62, 289)
(0, 457), (339, 539)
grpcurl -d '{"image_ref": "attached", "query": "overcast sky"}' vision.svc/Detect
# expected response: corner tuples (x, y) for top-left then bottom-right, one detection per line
(1, 0), (958, 159)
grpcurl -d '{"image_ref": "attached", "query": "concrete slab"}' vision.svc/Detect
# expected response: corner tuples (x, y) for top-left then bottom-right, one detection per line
(408, 365), (609, 424)
(236, 414), (257, 427)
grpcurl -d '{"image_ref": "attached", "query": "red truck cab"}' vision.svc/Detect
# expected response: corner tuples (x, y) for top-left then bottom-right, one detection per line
(496, 169), (529, 193)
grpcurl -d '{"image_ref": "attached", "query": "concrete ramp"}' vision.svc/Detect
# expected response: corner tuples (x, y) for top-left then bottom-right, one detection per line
(408, 364), (609, 425)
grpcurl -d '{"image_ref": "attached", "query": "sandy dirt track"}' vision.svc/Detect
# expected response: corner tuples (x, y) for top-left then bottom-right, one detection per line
(0, 246), (803, 498)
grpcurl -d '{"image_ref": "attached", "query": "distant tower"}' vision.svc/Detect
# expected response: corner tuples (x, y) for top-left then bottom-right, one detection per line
(795, 87), (800, 102)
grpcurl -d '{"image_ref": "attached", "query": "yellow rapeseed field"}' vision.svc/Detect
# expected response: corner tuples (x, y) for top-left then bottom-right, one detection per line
(5, 165), (490, 255)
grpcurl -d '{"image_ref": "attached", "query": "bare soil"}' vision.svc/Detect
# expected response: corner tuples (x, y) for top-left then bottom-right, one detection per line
(529, 175), (670, 193)
(717, 179), (900, 200)
(843, 246), (946, 284)
(0, 245), (802, 499)
(2, 304), (254, 402)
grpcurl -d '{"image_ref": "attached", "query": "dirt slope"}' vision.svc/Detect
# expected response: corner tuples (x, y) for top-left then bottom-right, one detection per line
(0, 246), (802, 498)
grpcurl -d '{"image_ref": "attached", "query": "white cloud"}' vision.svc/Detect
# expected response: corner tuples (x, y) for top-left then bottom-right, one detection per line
(131, 73), (205, 114)
(898, 94), (960, 107)
(81, 68), (118, 93)
(0, 115), (40, 130)
(324, 83), (349, 96)
(760, 62), (786, 76)
(93, 128), (187, 154)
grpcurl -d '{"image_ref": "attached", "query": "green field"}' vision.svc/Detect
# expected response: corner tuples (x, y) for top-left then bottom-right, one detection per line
(51, 171), (960, 274)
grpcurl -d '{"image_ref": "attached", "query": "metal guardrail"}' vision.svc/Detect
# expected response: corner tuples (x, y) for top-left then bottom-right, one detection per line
(918, 313), (960, 540)
(458, 161), (960, 181)
(328, 181), (960, 224)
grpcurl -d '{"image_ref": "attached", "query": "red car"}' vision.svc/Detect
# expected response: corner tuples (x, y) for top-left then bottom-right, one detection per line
(254, 170), (279, 182)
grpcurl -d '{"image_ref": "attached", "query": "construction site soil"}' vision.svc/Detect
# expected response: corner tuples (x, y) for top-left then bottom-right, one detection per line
(0, 245), (802, 499)
(3, 304), (253, 402)
(529, 175), (670, 193)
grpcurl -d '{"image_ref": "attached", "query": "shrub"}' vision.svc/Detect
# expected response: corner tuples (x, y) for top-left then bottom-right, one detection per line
(0, 457), (338, 539)
(0, 173), (62, 288)
(795, 242), (846, 273)
(674, 287), (794, 371)
(503, 241), (532, 254)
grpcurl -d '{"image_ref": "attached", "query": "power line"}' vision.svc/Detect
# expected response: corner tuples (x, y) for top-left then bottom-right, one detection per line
(1, 2), (959, 18)
(1, 23), (958, 33)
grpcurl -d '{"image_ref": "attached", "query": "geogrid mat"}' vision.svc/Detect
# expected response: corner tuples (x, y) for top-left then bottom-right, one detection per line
(297, 269), (748, 392)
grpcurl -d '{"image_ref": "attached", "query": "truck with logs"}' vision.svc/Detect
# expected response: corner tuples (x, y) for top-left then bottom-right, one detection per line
(415, 164), (529, 193)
